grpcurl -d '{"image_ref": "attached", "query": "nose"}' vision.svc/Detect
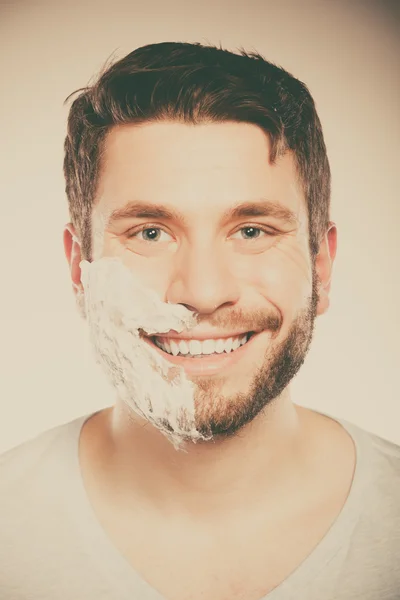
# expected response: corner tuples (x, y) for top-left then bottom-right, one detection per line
(165, 243), (241, 315)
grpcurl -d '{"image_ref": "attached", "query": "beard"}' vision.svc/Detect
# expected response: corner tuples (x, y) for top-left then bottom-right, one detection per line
(159, 268), (320, 441)
(80, 256), (320, 448)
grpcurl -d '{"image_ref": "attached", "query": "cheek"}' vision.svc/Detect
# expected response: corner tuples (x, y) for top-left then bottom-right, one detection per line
(103, 234), (313, 313)
(103, 235), (173, 294)
(237, 241), (313, 315)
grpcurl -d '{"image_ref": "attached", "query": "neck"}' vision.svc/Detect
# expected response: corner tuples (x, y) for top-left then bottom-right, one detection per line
(100, 390), (313, 522)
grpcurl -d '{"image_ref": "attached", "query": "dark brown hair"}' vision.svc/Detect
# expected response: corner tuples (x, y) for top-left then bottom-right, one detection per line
(64, 41), (331, 261)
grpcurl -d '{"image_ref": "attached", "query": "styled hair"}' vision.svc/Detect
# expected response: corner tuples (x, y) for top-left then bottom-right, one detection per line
(64, 41), (331, 261)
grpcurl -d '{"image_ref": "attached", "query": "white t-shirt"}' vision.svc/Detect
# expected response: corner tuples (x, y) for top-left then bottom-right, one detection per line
(1, 410), (399, 599)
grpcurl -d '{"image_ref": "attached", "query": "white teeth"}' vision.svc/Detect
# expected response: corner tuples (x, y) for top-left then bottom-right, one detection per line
(189, 340), (202, 355)
(225, 337), (233, 352)
(202, 339), (216, 355)
(215, 339), (225, 354)
(179, 340), (189, 355)
(170, 340), (180, 356)
(232, 337), (240, 351)
(153, 333), (252, 357)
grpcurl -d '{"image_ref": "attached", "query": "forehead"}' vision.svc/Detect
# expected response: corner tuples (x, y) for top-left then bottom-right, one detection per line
(95, 121), (305, 221)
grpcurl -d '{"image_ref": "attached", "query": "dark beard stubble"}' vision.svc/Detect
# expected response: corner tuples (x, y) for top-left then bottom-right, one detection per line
(165, 269), (320, 441)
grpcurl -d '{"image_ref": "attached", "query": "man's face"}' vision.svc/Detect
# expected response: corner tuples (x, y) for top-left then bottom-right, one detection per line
(87, 121), (323, 440)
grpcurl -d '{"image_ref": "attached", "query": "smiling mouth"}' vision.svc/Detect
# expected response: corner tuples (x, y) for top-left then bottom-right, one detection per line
(146, 332), (256, 359)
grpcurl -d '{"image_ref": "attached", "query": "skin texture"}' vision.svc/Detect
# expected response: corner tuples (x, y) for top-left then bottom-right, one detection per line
(64, 117), (339, 480)
(66, 120), (336, 433)
(63, 121), (351, 599)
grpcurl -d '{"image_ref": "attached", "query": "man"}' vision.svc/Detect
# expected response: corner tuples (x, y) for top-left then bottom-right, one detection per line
(1, 41), (399, 600)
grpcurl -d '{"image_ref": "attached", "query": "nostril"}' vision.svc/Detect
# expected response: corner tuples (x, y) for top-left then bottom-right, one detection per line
(179, 303), (198, 313)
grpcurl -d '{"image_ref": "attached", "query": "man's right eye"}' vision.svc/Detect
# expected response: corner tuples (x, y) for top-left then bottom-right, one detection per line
(127, 226), (173, 242)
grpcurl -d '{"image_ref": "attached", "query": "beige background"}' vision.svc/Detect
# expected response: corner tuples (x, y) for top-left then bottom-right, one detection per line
(0, 0), (399, 452)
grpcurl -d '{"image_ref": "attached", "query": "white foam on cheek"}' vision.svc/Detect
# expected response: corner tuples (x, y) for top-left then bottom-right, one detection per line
(79, 257), (211, 450)
(74, 207), (118, 320)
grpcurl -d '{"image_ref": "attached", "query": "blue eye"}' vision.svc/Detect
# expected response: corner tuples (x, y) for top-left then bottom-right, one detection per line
(231, 226), (273, 240)
(239, 227), (263, 239)
(128, 227), (172, 242)
(140, 228), (161, 242)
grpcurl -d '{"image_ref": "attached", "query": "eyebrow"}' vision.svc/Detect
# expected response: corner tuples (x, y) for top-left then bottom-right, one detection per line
(106, 199), (298, 228)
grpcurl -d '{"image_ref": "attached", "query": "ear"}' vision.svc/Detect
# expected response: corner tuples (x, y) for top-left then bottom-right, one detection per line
(63, 223), (83, 297)
(315, 222), (337, 316)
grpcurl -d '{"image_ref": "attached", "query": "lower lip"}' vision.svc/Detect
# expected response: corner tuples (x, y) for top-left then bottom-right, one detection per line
(142, 333), (260, 375)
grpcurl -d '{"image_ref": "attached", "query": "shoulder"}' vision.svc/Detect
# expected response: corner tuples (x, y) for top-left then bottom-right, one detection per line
(0, 415), (90, 498)
(354, 422), (400, 479)
(0, 414), (94, 593)
(323, 409), (400, 479)
(359, 425), (400, 510)
(366, 427), (400, 463)
(0, 414), (92, 542)
(334, 419), (400, 592)
(342, 417), (400, 535)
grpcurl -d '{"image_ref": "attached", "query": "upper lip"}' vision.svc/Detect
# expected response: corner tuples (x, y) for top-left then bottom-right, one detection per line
(145, 330), (255, 341)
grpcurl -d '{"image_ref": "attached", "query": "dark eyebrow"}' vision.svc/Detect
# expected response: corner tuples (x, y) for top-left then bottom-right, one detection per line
(106, 199), (298, 228)
(107, 202), (180, 226)
(228, 200), (298, 226)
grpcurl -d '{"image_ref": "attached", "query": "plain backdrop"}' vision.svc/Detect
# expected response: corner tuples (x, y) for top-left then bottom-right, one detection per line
(0, 0), (399, 452)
